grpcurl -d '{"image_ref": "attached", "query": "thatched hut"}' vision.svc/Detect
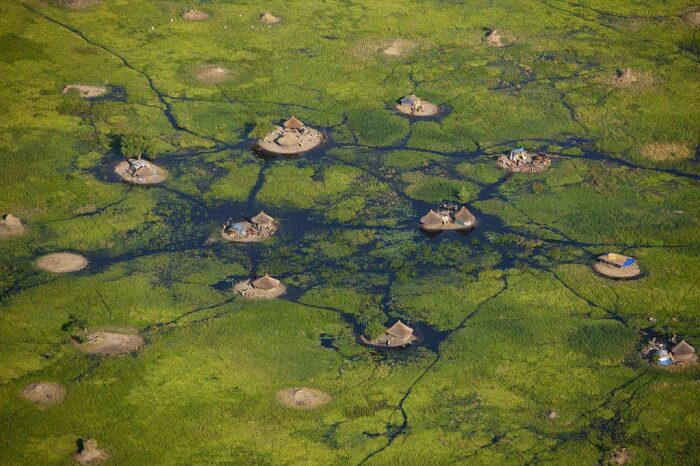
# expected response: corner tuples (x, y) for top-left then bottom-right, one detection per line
(420, 205), (476, 232)
(222, 212), (277, 243)
(251, 211), (274, 226)
(396, 95), (441, 117)
(671, 340), (697, 362)
(114, 158), (167, 185)
(361, 320), (418, 348)
(234, 274), (286, 299)
(592, 253), (641, 279)
(283, 116), (304, 130)
(255, 116), (323, 156)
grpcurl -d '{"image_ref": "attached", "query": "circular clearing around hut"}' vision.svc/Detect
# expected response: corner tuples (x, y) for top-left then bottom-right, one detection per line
(36, 253), (88, 273)
(21, 382), (66, 407)
(260, 12), (282, 25)
(255, 126), (324, 156)
(277, 388), (331, 409)
(73, 439), (108, 466)
(62, 84), (108, 98)
(0, 214), (26, 239)
(78, 331), (144, 355)
(195, 65), (230, 85)
(182, 9), (209, 21)
(114, 160), (167, 185)
(396, 99), (441, 117)
(592, 261), (641, 279)
(233, 279), (286, 299)
(382, 39), (415, 57)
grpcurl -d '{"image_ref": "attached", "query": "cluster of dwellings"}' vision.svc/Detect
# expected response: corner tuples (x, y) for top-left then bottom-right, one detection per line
(645, 338), (697, 366)
(420, 204), (476, 233)
(497, 148), (552, 173)
(254, 116), (324, 156)
(114, 157), (167, 185)
(222, 211), (277, 243)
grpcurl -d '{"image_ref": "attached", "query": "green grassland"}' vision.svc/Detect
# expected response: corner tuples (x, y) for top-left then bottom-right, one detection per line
(0, 0), (698, 464)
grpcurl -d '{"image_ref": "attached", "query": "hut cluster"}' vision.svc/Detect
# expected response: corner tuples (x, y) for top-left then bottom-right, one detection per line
(114, 158), (166, 185)
(234, 274), (286, 299)
(222, 211), (277, 242)
(255, 116), (324, 156)
(420, 203), (476, 232)
(592, 253), (641, 279)
(396, 94), (441, 117)
(498, 148), (552, 173)
(643, 337), (697, 367)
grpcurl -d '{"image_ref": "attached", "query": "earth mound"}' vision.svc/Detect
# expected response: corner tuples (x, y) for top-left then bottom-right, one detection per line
(277, 388), (331, 409)
(395, 95), (441, 117)
(73, 439), (108, 465)
(641, 143), (692, 162)
(62, 84), (108, 98)
(114, 159), (167, 185)
(233, 275), (286, 299)
(382, 39), (415, 57)
(260, 12), (282, 25)
(0, 213), (26, 238)
(78, 331), (144, 355)
(21, 382), (65, 406)
(196, 65), (230, 84)
(36, 253), (88, 273)
(612, 68), (638, 86)
(485, 29), (504, 47)
(255, 125), (324, 156)
(182, 9), (209, 21)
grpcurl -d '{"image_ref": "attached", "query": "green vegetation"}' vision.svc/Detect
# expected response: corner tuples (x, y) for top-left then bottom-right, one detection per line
(0, 0), (698, 464)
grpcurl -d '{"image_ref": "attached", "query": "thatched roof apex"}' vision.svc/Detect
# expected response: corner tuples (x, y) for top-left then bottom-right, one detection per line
(251, 211), (274, 225)
(253, 274), (280, 290)
(386, 320), (414, 338)
(454, 206), (475, 222)
(420, 209), (442, 225)
(672, 340), (695, 356)
(283, 116), (304, 129)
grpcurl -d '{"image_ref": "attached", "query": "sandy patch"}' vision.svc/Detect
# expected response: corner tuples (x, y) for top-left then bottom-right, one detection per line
(640, 143), (693, 162)
(21, 382), (65, 407)
(36, 253), (88, 273)
(255, 126), (324, 156)
(114, 159), (167, 185)
(382, 39), (415, 57)
(484, 29), (504, 47)
(58, 0), (100, 10)
(277, 388), (331, 409)
(63, 84), (108, 98)
(0, 213), (26, 238)
(182, 9), (209, 21)
(78, 331), (144, 355)
(260, 12), (282, 25)
(684, 11), (700, 26)
(73, 439), (108, 465)
(195, 65), (230, 84)
(592, 261), (641, 279)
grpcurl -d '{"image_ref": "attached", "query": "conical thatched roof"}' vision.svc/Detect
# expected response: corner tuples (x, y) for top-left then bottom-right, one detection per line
(283, 116), (304, 129)
(454, 207), (475, 222)
(253, 274), (280, 290)
(251, 211), (274, 225)
(671, 340), (695, 356)
(386, 320), (414, 338)
(277, 132), (299, 147)
(420, 210), (442, 225)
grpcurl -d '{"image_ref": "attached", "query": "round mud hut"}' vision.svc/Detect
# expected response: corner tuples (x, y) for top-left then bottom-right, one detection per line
(222, 211), (278, 243)
(497, 148), (552, 173)
(0, 213), (25, 238)
(592, 253), (641, 279)
(671, 340), (697, 363)
(234, 274), (286, 299)
(361, 320), (418, 348)
(114, 158), (167, 185)
(396, 95), (441, 117)
(420, 205), (476, 232)
(255, 116), (323, 156)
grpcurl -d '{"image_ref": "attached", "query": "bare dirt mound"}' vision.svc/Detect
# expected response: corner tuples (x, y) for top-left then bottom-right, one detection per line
(0, 213), (26, 238)
(485, 29), (504, 47)
(612, 68), (638, 86)
(21, 382), (65, 406)
(195, 65), (230, 84)
(182, 9), (209, 21)
(684, 11), (700, 26)
(58, 0), (100, 10)
(277, 388), (331, 409)
(382, 39), (415, 57)
(260, 12), (282, 25)
(592, 261), (641, 279)
(63, 84), (108, 98)
(114, 159), (167, 185)
(78, 331), (144, 355)
(36, 253), (88, 273)
(641, 143), (693, 162)
(255, 126), (324, 156)
(73, 439), (108, 465)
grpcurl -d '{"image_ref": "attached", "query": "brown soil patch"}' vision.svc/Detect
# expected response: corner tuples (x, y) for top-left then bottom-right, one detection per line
(182, 9), (209, 21)
(485, 29), (504, 47)
(78, 331), (144, 355)
(73, 439), (108, 465)
(255, 126), (324, 156)
(63, 84), (108, 98)
(58, 0), (100, 10)
(195, 65), (230, 84)
(396, 99), (441, 117)
(382, 39), (415, 57)
(640, 143), (693, 162)
(0, 213), (26, 238)
(233, 279), (286, 299)
(277, 388), (331, 409)
(114, 159), (167, 185)
(611, 68), (637, 86)
(260, 12), (282, 25)
(684, 11), (700, 26)
(21, 382), (65, 406)
(36, 253), (88, 273)
(592, 261), (641, 279)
